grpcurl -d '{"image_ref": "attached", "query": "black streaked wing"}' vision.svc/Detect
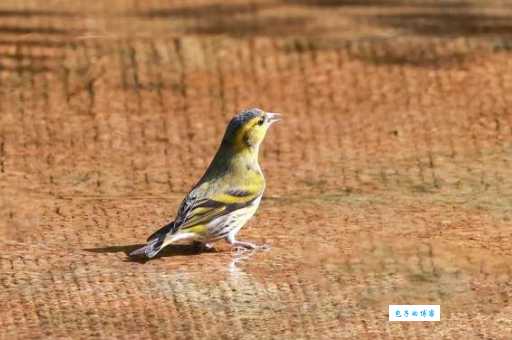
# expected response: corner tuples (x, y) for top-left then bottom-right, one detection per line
(175, 187), (262, 231)
(146, 189), (206, 241)
(148, 186), (262, 239)
(146, 220), (174, 241)
(177, 195), (261, 231)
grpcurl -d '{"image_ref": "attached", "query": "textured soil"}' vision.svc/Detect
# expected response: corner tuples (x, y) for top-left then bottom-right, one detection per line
(1, 0), (512, 339)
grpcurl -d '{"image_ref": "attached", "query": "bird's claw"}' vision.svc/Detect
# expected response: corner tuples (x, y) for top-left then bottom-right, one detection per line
(203, 243), (215, 250)
(193, 242), (216, 252)
(231, 242), (271, 253)
(258, 244), (271, 251)
(232, 246), (252, 254)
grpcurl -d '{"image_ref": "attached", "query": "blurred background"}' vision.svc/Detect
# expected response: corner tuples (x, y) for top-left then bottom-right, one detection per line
(0, 0), (511, 338)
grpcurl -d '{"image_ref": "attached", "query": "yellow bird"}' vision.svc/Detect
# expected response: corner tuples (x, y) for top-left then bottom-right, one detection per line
(130, 108), (281, 258)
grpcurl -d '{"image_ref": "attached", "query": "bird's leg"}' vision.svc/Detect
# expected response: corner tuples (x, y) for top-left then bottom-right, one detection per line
(225, 234), (258, 251)
(203, 242), (215, 250)
(192, 241), (215, 252)
(231, 240), (258, 250)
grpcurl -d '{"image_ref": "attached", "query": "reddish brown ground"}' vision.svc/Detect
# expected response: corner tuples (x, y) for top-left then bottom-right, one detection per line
(1, 0), (512, 339)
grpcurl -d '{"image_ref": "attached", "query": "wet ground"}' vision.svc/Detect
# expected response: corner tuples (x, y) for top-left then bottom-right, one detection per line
(1, 0), (512, 338)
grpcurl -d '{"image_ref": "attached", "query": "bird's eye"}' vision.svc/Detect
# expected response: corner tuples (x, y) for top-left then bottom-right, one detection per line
(257, 118), (265, 126)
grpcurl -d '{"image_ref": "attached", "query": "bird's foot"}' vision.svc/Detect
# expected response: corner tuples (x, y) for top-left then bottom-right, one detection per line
(231, 241), (256, 252)
(229, 240), (271, 253)
(192, 241), (216, 252)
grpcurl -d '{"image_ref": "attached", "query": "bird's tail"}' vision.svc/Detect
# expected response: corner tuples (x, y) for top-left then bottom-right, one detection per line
(129, 235), (166, 258)
(130, 221), (176, 258)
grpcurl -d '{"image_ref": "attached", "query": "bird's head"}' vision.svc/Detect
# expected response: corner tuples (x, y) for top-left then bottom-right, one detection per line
(222, 108), (281, 150)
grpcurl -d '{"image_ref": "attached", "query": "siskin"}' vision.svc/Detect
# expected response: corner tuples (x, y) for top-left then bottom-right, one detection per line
(130, 108), (281, 258)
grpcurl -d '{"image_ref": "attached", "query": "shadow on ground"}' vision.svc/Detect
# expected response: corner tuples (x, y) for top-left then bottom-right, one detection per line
(84, 243), (218, 263)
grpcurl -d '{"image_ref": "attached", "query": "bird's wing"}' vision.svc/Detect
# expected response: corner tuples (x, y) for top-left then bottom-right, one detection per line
(145, 190), (204, 241)
(174, 188), (263, 233)
(146, 182), (263, 241)
(146, 220), (174, 241)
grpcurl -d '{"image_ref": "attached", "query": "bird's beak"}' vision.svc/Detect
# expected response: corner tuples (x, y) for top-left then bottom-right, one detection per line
(266, 112), (282, 124)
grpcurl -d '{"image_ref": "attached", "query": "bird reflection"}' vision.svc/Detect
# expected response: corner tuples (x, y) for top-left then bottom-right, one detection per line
(227, 245), (271, 277)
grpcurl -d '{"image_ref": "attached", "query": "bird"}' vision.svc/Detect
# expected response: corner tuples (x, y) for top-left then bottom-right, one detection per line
(129, 108), (281, 258)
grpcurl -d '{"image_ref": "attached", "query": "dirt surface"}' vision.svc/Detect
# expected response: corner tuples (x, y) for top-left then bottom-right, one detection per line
(1, 0), (512, 339)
